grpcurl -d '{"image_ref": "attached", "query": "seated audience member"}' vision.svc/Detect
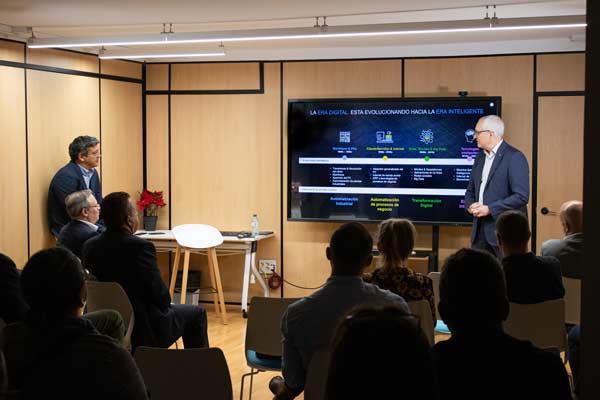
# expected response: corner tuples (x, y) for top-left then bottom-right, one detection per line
(434, 248), (572, 400)
(364, 218), (435, 325)
(57, 189), (101, 259)
(0, 247), (147, 399)
(82, 192), (208, 349)
(0, 254), (28, 325)
(326, 304), (438, 400)
(270, 222), (408, 399)
(497, 211), (565, 304)
(568, 325), (581, 397)
(0, 253), (124, 345)
(541, 200), (584, 279)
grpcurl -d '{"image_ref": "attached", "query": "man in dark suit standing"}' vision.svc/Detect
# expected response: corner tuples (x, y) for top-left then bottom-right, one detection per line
(48, 136), (102, 237)
(541, 200), (584, 279)
(497, 211), (564, 304)
(57, 189), (101, 259)
(465, 115), (529, 258)
(82, 192), (209, 350)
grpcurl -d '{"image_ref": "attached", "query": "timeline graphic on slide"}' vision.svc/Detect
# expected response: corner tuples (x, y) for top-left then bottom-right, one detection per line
(288, 98), (500, 224)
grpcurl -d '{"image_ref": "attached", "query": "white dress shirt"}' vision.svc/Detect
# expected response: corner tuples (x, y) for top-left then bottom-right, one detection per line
(478, 140), (503, 204)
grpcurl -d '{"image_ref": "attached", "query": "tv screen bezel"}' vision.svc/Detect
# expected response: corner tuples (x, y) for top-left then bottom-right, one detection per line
(287, 96), (502, 226)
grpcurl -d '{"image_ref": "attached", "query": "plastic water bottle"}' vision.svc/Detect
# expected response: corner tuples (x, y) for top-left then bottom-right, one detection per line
(251, 214), (259, 237)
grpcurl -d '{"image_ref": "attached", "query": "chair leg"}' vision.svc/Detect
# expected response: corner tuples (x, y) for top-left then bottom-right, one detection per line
(169, 245), (182, 297)
(240, 368), (260, 400)
(209, 247), (228, 324)
(180, 250), (191, 305)
(207, 250), (220, 316)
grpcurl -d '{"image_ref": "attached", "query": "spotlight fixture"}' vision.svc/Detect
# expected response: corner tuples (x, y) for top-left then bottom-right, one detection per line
(27, 15), (586, 50)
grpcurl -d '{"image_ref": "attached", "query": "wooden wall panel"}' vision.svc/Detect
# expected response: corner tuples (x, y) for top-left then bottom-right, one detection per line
(170, 62), (281, 302)
(0, 40), (24, 63)
(100, 59), (142, 80)
(146, 64), (169, 91)
(100, 80), (143, 201)
(537, 53), (585, 92)
(405, 55), (534, 263)
(146, 95), (170, 230)
(27, 71), (99, 253)
(282, 60), (403, 297)
(26, 48), (98, 73)
(0, 66), (28, 266)
(536, 96), (584, 250)
(171, 62), (261, 91)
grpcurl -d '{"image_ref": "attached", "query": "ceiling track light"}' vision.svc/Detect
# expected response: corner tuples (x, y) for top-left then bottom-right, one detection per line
(98, 47), (226, 60)
(27, 15), (586, 49)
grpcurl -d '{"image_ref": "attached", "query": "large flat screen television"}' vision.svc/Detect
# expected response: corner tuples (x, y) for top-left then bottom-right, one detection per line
(287, 96), (501, 224)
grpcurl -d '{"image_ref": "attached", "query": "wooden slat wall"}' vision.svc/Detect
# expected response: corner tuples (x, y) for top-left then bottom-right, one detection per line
(100, 59), (142, 80)
(282, 60), (403, 297)
(0, 41), (143, 263)
(100, 80), (143, 199)
(146, 64), (169, 91)
(171, 63), (261, 91)
(537, 53), (586, 92)
(0, 65), (28, 266)
(169, 62), (281, 302)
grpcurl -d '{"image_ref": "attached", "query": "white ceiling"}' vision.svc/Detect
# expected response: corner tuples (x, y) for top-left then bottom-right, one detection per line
(0, 0), (587, 61)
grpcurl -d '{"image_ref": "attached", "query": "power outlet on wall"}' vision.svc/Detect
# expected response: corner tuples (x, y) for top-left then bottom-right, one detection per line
(259, 259), (277, 274)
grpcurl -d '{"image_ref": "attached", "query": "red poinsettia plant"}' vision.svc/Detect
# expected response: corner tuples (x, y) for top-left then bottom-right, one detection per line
(137, 190), (166, 217)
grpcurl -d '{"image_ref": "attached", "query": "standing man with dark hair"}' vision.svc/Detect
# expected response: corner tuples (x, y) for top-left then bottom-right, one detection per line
(465, 115), (529, 258)
(48, 136), (102, 236)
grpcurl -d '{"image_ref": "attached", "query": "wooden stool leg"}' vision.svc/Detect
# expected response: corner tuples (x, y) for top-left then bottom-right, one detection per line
(180, 250), (191, 305)
(209, 247), (227, 325)
(169, 246), (182, 298)
(207, 250), (220, 317)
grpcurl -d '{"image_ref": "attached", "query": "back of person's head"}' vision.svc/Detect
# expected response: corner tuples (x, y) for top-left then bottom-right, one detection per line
(326, 304), (437, 400)
(377, 218), (416, 268)
(438, 248), (509, 332)
(68, 136), (99, 162)
(101, 191), (136, 232)
(496, 211), (530, 249)
(21, 247), (85, 318)
(65, 189), (93, 219)
(327, 222), (373, 275)
(560, 200), (583, 234)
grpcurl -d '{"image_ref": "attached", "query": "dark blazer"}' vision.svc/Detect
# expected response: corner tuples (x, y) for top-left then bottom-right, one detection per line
(48, 161), (102, 236)
(502, 252), (565, 304)
(82, 230), (183, 348)
(541, 233), (584, 279)
(57, 220), (100, 259)
(0, 253), (29, 324)
(465, 141), (529, 246)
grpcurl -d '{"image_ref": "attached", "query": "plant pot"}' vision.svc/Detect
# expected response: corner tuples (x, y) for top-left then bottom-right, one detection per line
(143, 215), (158, 231)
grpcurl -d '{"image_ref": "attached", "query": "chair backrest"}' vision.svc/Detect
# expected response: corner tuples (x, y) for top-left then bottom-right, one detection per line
(503, 299), (567, 351)
(172, 224), (223, 249)
(134, 346), (232, 400)
(427, 271), (441, 321)
(245, 296), (299, 357)
(563, 277), (581, 325)
(304, 349), (330, 400)
(407, 300), (434, 346)
(85, 281), (135, 349)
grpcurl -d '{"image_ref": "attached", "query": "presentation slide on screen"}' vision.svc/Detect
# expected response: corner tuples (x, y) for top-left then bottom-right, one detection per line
(288, 98), (499, 223)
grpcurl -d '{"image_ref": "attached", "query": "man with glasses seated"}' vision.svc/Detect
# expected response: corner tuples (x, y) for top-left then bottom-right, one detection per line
(465, 115), (529, 258)
(57, 190), (102, 259)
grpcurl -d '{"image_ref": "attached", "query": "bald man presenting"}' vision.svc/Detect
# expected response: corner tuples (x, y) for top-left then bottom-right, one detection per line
(541, 200), (584, 279)
(465, 115), (530, 258)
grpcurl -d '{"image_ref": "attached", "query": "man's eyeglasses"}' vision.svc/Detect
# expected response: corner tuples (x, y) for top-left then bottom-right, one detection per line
(474, 129), (492, 136)
(85, 205), (101, 209)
